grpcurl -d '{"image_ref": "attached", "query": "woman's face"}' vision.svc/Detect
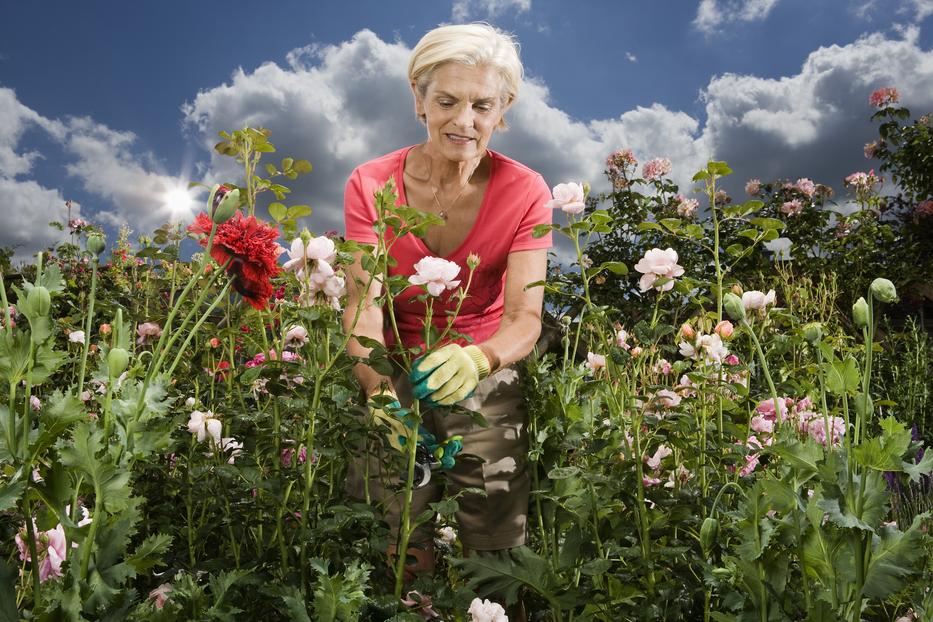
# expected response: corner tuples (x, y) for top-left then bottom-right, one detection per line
(413, 63), (508, 163)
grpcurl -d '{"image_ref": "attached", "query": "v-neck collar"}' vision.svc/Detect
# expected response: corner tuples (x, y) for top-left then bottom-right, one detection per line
(395, 144), (497, 260)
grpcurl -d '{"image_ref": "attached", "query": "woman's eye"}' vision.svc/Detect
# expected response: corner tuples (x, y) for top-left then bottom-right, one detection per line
(438, 100), (454, 108)
(475, 105), (492, 113)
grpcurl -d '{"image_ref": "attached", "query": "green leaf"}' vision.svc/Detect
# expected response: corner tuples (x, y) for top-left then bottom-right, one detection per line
(863, 513), (930, 598)
(0, 479), (26, 512)
(452, 546), (562, 608)
(769, 438), (823, 478)
(0, 558), (17, 622)
(268, 202), (287, 222)
(903, 449), (933, 483)
(595, 261), (628, 276)
(278, 586), (313, 622)
(749, 217), (785, 230)
(707, 161), (733, 177)
(293, 159), (313, 174)
(126, 533), (172, 574)
(59, 423), (132, 513)
(264, 163), (278, 176)
(287, 205), (312, 219)
(852, 417), (912, 472)
(824, 356), (859, 395)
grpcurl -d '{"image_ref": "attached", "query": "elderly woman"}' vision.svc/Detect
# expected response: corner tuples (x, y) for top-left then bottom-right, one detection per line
(343, 23), (552, 578)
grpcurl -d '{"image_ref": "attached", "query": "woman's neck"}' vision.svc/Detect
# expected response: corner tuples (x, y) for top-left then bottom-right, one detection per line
(417, 142), (484, 190)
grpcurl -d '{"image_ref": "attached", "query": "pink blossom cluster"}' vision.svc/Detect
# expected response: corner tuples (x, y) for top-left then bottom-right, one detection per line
(780, 199), (804, 217)
(634, 247), (684, 292)
(284, 235), (345, 309)
(675, 194), (699, 218)
(244, 349), (302, 368)
(606, 148), (638, 188)
(868, 86), (899, 108)
(679, 331), (729, 365)
(793, 178), (816, 197)
(136, 321), (162, 344)
(281, 445), (308, 468)
(642, 157), (672, 181)
(745, 179), (761, 196)
(16, 509), (90, 583)
(844, 169), (882, 192)
(68, 217), (90, 232)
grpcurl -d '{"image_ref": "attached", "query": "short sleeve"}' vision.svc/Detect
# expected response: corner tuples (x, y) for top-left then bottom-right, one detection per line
(509, 174), (553, 252)
(343, 168), (379, 244)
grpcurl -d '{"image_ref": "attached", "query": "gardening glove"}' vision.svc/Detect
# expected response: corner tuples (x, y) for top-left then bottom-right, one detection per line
(406, 427), (465, 489)
(410, 344), (490, 406)
(367, 388), (410, 452)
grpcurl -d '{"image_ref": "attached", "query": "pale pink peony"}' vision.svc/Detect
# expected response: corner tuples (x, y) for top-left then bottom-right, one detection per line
(68, 330), (86, 344)
(586, 352), (606, 374)
(136, 322), (162, 345)
(634, 247), (684, 292)
(187, 410), (222, 445)
(844, 170), (882, 192)
(654, 358), (672, 375)
(467, 597), (508, 622)
(283, 236), (337, 273)
(664, 464), (694, 488)
(794, 178), (816, 197)
(756, 397), (792, 421)
(869, 87), (899, 108)
(149, 583), (173, 610)
(750, 415), (774, 435)
(655, 389), (682, 409)
(630, 346), (643, 357)
(724, 354), (740, 366)
(745, 179), (761, 196)
(675, 195), (699, 217)
(807, 416), (846, 447)
(742, 289), (776, 311)
(781, 199), (804, 217)
(437, 526), (457, 546)
(29, 396), (41, 411)
(643, 475), (663, 487)
(680, 333), (729, 364)
(545, 182), (586, 214)
(614, 328), (631, 350)
(408, 257), (461, 297)
(642, 157), (672, 180)
(17, 521), (69, 583)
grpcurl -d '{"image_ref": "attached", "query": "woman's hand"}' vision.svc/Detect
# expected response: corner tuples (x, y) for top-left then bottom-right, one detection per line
(410, 344), (490, 405)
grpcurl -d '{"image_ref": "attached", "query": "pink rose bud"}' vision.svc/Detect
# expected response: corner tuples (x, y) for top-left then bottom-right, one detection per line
(680, 323), (695, 340)
(714, 320), (734, 339)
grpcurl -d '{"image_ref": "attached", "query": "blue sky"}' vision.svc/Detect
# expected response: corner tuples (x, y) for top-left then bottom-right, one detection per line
(1, 0), (932, 261)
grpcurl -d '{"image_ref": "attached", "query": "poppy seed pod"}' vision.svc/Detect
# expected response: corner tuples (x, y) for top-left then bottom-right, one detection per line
(869, 278), (898, 304)
(722, 292), (746, 322)
(107, 347), (129, 378)
(852, 297), (869, 328)
(26, 286), (51, 317)
(208, 184), (239, 224)
(86, 234), (106, 256)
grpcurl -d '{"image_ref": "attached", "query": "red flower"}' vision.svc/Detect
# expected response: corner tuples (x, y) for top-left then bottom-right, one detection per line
(188, 211), (282, 310)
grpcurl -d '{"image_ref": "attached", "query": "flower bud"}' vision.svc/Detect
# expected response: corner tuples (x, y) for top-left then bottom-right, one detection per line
(869, 278), (898, 303)
(700, 516), (720, 556)
(86, 234), (106, 256)
(26, 286), (51, 317)
(852, 297), (869, 328)
(802, 322), (823, 344)
(714, 320), (734, 339)
(731, 284), (743, 296)
(466, 253), (481, 270)
(208, 184), (239, 224)
(723, 292), (746, 322)
(107, 347), (129, 378)
(99, 323), (112, 335)
(680, 322), (696, 340)
(560, 315), (572, 327)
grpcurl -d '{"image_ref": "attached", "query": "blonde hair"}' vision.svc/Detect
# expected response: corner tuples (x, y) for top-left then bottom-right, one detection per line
(408, 23), (523, 129)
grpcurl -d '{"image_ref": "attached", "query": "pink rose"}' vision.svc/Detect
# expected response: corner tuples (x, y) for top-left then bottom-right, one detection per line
(794, 178), (816, 197)
(645, 445), (672, 470)
(467, 597), (508, 622)
(284, 325), (309, 347)
(675, 194), (699, 217)
(545, 182), (586, 214)
(745, 179), (761, 196)
(780, 199), (803, 216)
(408, 257), (461, 297)
(634, 247), (684, 292)
(642, 157), (672, 180)
(187, 410), (222, 445)
(586, 352), (606, 374)
(714, 320), (734, 339)
(741, 289), (776, 311)
(149, 583), (173, 610)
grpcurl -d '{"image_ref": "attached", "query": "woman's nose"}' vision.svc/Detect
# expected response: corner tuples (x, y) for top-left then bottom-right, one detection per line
(453, 103), (474, 128)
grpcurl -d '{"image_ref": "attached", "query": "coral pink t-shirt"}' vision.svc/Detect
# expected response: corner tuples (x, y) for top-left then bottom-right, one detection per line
(344, 145), (553, 351)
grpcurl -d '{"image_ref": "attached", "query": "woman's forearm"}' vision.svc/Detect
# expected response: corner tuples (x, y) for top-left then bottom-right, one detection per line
(477, 310), (542, 374)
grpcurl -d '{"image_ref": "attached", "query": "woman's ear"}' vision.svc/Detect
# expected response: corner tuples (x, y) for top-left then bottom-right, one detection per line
(410, 81), (425, 120)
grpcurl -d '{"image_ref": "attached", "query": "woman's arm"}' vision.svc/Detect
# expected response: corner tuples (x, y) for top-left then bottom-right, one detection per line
(343, 249), (394, 396)
(475, 248), (548, 373)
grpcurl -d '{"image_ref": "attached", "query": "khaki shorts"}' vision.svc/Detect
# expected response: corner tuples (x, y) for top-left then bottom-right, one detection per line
(346, 364), (529, 551)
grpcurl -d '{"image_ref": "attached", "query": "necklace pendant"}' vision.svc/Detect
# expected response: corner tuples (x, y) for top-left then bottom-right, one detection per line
(439, 210), (448, 221)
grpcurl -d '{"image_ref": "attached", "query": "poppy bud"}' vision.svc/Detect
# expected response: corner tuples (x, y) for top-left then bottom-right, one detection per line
(700, 516), (720, 556)
(852, 297), (869, 328)
(869, 278), (898, 304)
(86, 234), (106, 256)
(802, 322), (823, 344)
(208, 184), (239, 224)
(26, 286), (51, 317)
(107, 347), (129, 378)
(723, 292), (746, 322)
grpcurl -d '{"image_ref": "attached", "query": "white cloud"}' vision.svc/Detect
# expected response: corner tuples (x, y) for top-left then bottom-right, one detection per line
(908, 0), (933, 19)
(451, 0), (531, 21)
(694, 0), (780, 34)
(626, 52), (638, 63)
(0, 87), (198, 261)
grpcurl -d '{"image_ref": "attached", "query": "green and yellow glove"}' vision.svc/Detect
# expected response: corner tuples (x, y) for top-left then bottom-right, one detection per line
(410, 344), (490, 406)
(367, 388), (410, 452)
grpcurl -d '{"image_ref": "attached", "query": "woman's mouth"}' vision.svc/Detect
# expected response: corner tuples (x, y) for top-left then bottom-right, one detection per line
(445, 133), (474, 145)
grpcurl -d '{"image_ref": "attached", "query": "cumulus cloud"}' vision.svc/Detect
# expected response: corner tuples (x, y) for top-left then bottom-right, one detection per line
(451, 0), (531, 22)
(694, 0), (780, 35)
(0, 86), (202, 261)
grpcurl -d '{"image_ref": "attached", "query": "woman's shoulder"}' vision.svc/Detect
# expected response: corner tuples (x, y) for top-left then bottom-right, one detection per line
(487, 149), (545, 186)
(350, 146), (414, 181)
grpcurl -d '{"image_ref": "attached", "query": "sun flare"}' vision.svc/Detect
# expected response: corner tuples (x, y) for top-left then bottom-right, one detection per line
(162, 185), (195, 218)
